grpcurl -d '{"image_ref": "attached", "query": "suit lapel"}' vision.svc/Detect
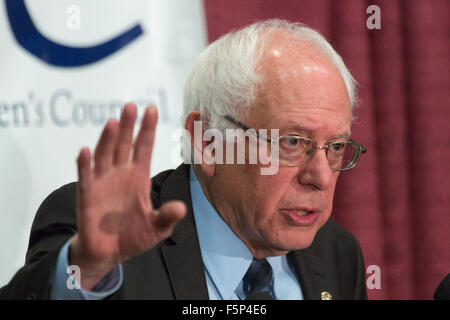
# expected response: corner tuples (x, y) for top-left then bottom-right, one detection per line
(288, 249), (330, 300)
(159, 164), (209, 299)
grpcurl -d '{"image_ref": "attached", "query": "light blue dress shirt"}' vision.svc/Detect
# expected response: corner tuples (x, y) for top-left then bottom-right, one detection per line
(50, 239), (123, 300)
(50, 166), (303, 300)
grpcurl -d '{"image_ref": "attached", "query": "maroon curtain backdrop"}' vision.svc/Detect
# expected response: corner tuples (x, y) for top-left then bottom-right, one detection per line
(203, 0), (450, 300)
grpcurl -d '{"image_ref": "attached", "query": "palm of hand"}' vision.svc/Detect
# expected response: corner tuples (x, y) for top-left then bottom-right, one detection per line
(74, 104), (185, 270)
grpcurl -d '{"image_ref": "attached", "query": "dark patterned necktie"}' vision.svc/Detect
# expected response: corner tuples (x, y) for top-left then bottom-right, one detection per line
(243, 258), (274, 299)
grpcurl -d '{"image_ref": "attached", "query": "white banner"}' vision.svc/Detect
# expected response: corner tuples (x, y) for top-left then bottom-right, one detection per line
(0, 0), (206, 286)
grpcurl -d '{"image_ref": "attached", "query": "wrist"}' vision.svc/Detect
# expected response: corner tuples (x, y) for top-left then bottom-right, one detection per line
(68, 235), (118, 290)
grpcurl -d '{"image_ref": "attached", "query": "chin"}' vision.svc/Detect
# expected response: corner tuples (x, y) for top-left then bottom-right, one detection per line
(269, 230), (318, 252)
(284, 237), (315, 251)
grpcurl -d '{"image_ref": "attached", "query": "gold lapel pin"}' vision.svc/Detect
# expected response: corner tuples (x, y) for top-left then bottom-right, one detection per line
(321, 291), (333, 300)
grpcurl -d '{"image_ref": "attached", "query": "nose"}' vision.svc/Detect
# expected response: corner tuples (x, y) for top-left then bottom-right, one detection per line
(296, 148), (335, 191)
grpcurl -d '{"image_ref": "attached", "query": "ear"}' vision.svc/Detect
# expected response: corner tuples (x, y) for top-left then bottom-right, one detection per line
(185, 111), (216, 177)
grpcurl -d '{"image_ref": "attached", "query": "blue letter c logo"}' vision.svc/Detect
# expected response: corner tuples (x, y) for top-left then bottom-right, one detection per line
(5, 0), (144, 67)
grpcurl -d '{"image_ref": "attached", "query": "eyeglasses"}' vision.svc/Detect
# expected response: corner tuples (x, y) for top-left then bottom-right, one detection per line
(223, 115), (367, 171)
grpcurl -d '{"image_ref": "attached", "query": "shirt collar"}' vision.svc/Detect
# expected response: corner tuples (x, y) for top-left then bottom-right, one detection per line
(189, 166), (253, 299)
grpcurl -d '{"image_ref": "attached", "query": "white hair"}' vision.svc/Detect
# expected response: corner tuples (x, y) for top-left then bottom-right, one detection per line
(182, 19), (357, 130)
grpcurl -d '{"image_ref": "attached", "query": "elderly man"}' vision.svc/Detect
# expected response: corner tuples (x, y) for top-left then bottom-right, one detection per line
(0, 19), (367, 300)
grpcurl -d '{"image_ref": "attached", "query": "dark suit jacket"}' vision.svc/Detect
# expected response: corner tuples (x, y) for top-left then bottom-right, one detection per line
(0, 164), (367, 300)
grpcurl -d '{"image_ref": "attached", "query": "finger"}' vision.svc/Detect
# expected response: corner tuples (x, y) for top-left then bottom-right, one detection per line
(132, 106), (158, 174)
(114, 103), (137, 165)
(77, 147), (93, 192)
(94, 119), (120, 177)
(77, 148), (94, 212)
(152, 201), (186, 237)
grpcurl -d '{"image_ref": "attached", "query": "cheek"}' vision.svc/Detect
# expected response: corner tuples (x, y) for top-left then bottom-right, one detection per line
(249, 173), (294, 220)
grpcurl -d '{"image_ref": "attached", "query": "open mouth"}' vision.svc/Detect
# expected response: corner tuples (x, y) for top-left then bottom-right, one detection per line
(291, 209), (314, 216)
(280, 208), (320, 226)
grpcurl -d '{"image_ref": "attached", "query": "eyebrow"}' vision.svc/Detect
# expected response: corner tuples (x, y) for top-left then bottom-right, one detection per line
(329, 133), (352, 140)
(278, 123), (351, 141)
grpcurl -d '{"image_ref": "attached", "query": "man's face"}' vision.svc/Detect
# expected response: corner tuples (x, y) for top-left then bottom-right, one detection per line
(209, 37), (352, 258)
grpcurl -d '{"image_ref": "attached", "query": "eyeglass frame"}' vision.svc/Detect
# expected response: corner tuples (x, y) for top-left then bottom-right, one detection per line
(222, 115), (367, 171)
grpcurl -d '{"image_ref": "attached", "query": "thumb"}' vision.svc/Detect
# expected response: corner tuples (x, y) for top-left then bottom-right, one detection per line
(152, 200), (187, 235)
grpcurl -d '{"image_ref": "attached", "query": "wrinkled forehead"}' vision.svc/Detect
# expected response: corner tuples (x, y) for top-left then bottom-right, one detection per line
(245, 31), (352, 137)
(257, 31), (346, 92)
(254, 31), (351, 118)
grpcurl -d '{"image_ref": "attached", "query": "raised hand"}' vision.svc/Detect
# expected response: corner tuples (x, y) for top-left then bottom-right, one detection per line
(70, 103), (186, 290)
